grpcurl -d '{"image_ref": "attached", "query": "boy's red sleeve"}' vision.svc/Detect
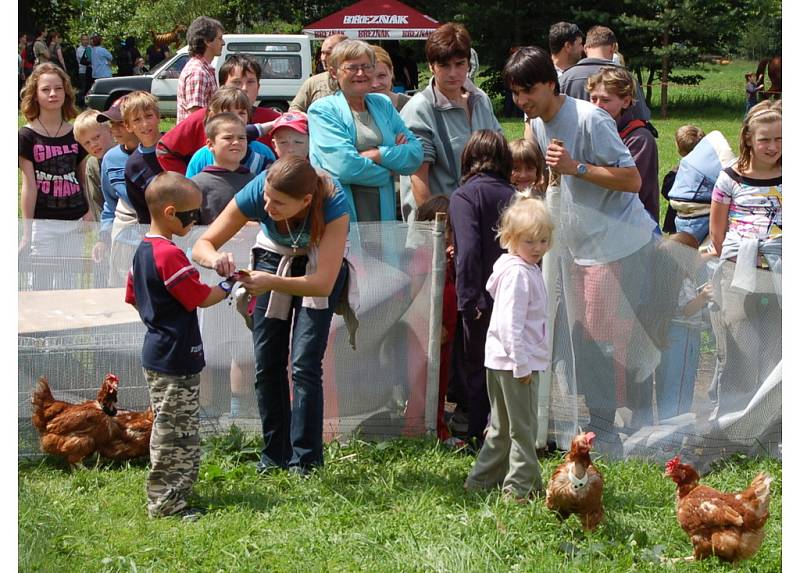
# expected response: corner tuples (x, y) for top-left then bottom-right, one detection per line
(155, 140), (188, 174)
(125, 270), (136, 306)
(155, 109), (206, 174)
(155, 243), (212, 311)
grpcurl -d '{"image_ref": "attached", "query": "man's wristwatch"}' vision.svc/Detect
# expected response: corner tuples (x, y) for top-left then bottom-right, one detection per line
(575, 162), (588, 177)
(218, 278), (235, 295)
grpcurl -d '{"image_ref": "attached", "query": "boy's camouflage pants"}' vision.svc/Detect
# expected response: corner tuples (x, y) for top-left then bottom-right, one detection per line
(143, 369), (201, 518)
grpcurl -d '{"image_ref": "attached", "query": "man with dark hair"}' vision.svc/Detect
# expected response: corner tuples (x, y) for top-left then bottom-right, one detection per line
(548, 22), (583, 76)
(177, 16), (225, 123)
(503, 46), (659, 456)
(558, 25), (651, 122)
(289, 33), (347, 112)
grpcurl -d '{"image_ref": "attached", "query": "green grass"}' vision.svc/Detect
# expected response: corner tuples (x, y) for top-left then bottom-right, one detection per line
(19, 61), (779, 571)
(19, 432), (781, 572)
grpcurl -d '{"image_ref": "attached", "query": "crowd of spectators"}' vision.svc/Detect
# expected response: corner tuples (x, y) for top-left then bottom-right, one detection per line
(18, 17), (781, 511)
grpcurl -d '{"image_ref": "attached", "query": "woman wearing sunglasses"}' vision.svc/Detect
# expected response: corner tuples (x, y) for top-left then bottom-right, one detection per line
(308, 39), (422, 222)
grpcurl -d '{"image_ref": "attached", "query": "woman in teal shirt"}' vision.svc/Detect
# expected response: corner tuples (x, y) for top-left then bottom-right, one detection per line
(308, 40), (423, 222)
(192, 156), (350, 474)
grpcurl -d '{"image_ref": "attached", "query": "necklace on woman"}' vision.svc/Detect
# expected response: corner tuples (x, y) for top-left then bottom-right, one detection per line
(37, 118), (65, 138)
(284, 214), (309, 254)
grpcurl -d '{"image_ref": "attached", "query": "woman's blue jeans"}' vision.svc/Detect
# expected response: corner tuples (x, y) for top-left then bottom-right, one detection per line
(251, 248), (347, 470)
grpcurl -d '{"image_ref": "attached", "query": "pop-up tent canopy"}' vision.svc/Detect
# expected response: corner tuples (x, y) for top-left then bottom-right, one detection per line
(302, 0), (440, 41)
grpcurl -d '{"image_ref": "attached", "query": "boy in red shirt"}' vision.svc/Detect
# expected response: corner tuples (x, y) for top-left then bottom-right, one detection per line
(125, 171), (232, 520)
(158, 55), (280, 174)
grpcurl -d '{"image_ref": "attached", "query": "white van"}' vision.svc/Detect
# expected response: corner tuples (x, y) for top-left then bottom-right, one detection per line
(86, 34), (312, 115)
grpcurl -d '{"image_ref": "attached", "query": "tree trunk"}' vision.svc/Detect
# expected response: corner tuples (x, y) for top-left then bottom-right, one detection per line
(660, 30), (669, 119)
(646, 67), (656, 108)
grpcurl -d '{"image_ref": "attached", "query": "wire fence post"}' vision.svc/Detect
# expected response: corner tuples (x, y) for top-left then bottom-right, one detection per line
(424, 213), (447, 434)
(538, 139), (564, 448)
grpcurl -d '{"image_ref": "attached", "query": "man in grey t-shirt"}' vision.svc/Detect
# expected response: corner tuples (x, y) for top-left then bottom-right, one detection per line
(503, 46), (660, 456)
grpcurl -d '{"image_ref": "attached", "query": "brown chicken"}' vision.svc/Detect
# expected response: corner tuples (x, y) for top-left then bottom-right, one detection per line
(99, 406), (154, 461)
(31, 374), (121, 466)
(545, 431), (604, 531)
(31, 374), (153, 465)
(664, 456), (772, 563)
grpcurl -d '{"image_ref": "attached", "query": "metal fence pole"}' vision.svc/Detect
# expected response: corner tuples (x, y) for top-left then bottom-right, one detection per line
(538, 139), (564, 447)
(424, 213), (447, 434)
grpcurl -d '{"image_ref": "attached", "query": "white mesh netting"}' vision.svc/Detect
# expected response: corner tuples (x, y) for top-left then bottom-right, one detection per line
(18, 212), (781, 472)
(19, 219), (441, 455)
(541, 183), (780, 472)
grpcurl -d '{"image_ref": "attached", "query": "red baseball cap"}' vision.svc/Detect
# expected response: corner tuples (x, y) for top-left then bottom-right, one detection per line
(269, 112), (308, 137)
(97, 97), (125, 123)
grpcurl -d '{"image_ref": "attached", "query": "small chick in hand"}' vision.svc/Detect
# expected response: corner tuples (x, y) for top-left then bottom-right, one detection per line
(545, 431), (604, 531)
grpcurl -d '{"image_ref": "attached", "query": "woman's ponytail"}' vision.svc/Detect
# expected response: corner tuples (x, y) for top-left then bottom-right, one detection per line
(308, 172), (334, 246)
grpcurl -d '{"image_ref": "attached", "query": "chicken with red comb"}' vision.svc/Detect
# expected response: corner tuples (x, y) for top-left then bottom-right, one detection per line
(31, 373), (152, 466)
(545, 431), (604, 531)
(665, 457), (771, 563)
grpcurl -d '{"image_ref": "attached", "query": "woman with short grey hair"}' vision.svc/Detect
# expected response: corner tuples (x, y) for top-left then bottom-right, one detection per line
(308, 40), (422, 222)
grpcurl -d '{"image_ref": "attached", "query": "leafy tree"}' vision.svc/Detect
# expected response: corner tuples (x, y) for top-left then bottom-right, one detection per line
(735, 0), (781, 59)
(568, 0), (775, 117)
(24, 0), (779, 117)
(66, 0), (229, 50)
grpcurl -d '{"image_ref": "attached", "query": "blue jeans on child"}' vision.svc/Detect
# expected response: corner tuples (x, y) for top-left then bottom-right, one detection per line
(251, 248), (348, 471)
(674, 216), (709, 244)
(655, 323), (701, 420)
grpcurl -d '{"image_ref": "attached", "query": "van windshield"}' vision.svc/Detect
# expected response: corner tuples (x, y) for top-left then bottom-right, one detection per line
(227, 42), (302, 53)
(223, 53), (303, 80)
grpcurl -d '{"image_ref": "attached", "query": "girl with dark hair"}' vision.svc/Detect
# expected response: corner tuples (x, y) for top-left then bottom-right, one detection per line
(192, 156), (353, 474)
(448, 129), (517, 446)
